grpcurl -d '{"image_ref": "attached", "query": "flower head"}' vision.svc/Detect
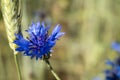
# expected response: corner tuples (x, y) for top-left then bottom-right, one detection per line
(105, 58), (120, 80)
(14, 22), (65, 60)
(103, 42), (120, 80)
(111, 42), (120, 53)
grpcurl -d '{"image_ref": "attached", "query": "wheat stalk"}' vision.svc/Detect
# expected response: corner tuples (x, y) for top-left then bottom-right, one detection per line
(1, 0), (21, 55)
(1, 0), (22, 79)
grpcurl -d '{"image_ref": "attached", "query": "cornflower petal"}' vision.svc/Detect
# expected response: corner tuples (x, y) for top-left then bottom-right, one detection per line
(49, 24), (64, 41)
(106, 60), (115, 67)
(111, 42), (120, 53)
(51, 24), (61, 37)
(55, 32), (65, 39)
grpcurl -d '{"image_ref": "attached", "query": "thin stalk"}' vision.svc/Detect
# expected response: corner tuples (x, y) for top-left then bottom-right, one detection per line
(45, 59), (61, 80)
(14, 53), (22, 80)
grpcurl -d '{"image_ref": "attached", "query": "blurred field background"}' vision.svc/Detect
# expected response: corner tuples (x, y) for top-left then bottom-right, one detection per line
(0, 0), (120, 80)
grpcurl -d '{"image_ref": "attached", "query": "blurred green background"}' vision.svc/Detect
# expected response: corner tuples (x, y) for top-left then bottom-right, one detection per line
(0, 0), (120, 80)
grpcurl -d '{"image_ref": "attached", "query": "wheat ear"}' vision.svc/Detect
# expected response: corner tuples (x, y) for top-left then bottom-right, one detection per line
(1, 0), (21, 55)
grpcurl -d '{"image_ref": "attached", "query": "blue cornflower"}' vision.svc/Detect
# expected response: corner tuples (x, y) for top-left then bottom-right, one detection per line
(105, 58), (120, 80)
(111, 42), (120, 53)
(103, 42), (120, 80)
(14, 22), (65, 60)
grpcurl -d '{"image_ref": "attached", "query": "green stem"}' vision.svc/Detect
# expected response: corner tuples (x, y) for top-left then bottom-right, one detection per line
(14, 54), (22, 80)
(45, 59), (61, 80)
